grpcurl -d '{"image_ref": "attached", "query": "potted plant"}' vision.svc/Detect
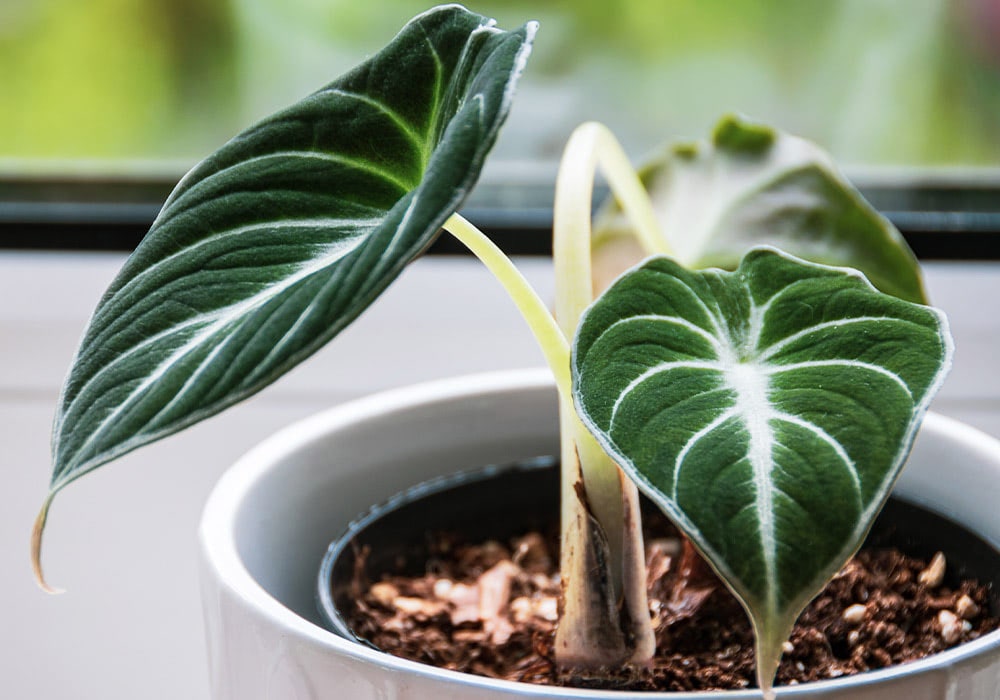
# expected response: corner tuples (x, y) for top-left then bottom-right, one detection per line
(197, 371), (1000, 699)
(32, 5), (999, 698)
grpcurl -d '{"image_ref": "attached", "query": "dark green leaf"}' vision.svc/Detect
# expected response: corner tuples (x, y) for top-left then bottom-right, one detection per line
(573, 247), (951, 684)
(50, 6), (535, 494)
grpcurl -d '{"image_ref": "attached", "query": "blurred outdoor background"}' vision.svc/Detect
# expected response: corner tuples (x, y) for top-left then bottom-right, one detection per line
(3, 0), (1000, 176)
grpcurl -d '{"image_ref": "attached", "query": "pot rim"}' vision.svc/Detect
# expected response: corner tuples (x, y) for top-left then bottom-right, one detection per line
(200, 368), (1000, 698)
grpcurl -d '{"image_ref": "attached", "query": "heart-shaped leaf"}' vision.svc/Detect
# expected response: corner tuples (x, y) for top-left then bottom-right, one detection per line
(592, 115), (927, 304)
(572, 247), (951, 687)
(49, 6), (535, 496)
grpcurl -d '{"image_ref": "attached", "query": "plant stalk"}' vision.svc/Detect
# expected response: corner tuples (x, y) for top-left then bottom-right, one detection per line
(552, 122), (661, 669)
(442, 213), (571, 398)
(444, 122), (666, 671)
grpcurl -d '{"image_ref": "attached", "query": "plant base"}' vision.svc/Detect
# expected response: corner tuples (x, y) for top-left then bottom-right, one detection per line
(324, 461), (1000, 691)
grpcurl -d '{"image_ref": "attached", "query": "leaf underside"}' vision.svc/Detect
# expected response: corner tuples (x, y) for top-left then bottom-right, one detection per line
(593, 114), (927, 305)
(573, 247), (951, 675)
(49, 6), (535, 494)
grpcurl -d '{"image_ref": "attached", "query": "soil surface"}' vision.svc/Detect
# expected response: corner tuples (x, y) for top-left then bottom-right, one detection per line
(344, 517), (999, 691)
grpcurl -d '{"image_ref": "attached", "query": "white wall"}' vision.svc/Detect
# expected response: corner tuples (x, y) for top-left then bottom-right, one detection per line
(2, 252), (998, 699)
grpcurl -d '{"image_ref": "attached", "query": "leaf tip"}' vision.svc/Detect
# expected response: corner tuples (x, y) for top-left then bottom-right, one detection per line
(755, 648), (780, 700)
(713, 114), (775, 154)
(752, 615), (795, 700)
(31, 494), (65, 595)
(671, 142), (699, 160)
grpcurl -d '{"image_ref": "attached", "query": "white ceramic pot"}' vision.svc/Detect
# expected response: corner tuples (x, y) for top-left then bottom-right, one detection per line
(199, 369), (1000, 699)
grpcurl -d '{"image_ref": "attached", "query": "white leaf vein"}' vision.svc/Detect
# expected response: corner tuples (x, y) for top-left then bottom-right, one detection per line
(772, 412), (863, 504)
(765, 359), (912, 398)
(672, 408), (738, 500)
(106, 217), (379, 310)
(314, 88), (426, 150)
(161, 151), (412, 222)
(758, 316), (910, 363)
(609, 359), (722, 429)
(61, 231), (369, 467)
(598, 314), (722, 356)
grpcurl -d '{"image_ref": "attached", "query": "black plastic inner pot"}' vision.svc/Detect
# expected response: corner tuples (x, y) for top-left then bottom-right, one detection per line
(316, 457), (1000, 645)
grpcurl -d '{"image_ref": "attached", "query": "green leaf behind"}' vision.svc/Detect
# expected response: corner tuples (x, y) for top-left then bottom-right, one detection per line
(593, 115), (927, 304)
(573, 247), (951, 685)
(50, 6), (535, 494)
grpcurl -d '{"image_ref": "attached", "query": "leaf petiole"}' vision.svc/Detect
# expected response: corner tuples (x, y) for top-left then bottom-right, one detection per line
(551, 122), (661, 667)
(553, 121), (670, 331)
(442, 213), (571, 399)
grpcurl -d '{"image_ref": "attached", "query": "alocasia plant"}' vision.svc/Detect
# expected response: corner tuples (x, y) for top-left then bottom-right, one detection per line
(34, 5), (953, 695)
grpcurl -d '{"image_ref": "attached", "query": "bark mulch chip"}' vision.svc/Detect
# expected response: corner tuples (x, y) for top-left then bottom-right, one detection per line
(345, 520), (999, 691)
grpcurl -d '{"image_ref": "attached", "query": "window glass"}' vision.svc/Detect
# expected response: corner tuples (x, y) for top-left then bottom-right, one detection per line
(2, 0), (999, 173)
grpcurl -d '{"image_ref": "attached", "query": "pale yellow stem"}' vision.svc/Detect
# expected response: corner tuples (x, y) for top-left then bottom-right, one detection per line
(553, 121), (670, 542)
(553, 123), (670, 336)
(443, 213), (571, 399)
(553, 122), (660, 668)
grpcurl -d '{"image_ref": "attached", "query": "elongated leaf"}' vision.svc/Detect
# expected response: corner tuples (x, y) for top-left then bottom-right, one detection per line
(592, 115), (927, 304)
(573, 247), (951, 688)
(49, 7), (535, 496)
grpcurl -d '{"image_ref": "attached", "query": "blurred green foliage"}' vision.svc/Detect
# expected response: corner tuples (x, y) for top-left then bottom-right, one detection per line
(2, 0), (999, 168)
(0, 0), (236, 161)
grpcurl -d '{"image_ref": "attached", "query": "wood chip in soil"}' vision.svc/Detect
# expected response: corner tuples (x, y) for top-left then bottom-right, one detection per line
(344, 525), (999, 691)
